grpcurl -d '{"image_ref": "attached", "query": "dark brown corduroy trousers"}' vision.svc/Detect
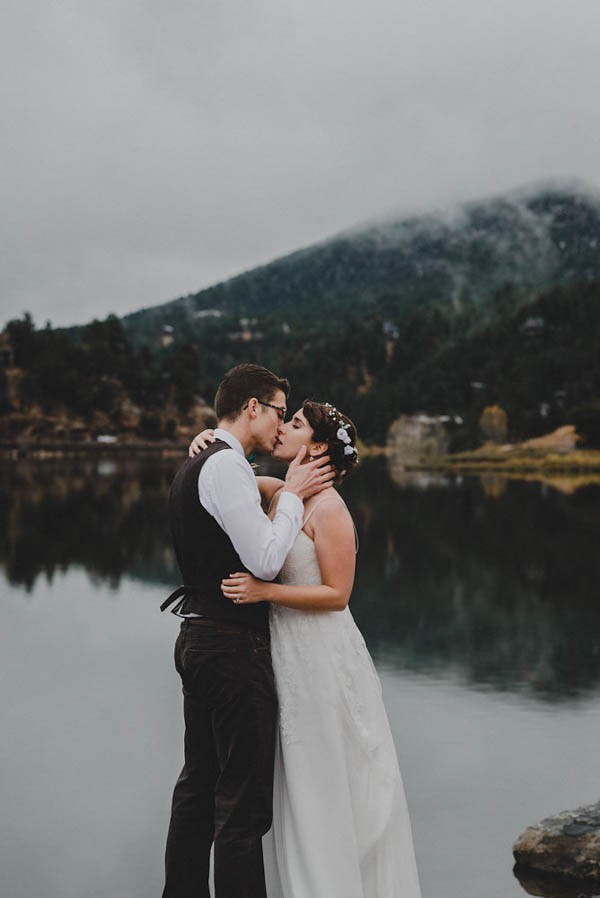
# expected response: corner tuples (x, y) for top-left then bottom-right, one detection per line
(162, 620), (278, 898)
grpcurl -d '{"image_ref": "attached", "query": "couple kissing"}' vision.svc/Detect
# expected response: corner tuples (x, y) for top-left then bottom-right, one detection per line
(161, 363), (421, 898)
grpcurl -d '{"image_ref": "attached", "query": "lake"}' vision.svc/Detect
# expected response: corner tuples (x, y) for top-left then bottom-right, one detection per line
(2, 457), (600, 898)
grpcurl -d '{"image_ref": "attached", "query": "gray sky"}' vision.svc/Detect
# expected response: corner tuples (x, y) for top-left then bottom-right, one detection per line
(3, 0), (600, 327)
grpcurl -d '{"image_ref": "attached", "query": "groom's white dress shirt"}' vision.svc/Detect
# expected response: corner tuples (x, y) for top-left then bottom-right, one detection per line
(197, 428), (303, 581)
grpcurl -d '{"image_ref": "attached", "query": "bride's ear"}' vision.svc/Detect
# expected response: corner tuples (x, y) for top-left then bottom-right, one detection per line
(308, 441), (328, 459)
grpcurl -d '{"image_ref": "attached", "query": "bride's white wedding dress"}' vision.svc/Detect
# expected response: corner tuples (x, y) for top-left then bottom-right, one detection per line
(263, 511), (422, 898)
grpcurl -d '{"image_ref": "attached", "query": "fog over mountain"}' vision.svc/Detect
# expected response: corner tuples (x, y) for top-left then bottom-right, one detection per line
(121, 180), (600, 342)
(4, 0), (600, 326)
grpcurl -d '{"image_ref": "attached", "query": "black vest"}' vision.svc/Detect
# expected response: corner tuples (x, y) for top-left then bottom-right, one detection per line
(165, 440), (269, 631)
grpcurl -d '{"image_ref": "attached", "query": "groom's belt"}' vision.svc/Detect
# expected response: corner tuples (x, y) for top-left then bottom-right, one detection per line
(179, 617), (248, 636)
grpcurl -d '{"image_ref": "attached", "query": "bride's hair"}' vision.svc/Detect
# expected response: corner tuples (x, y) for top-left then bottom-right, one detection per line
(302, 400), (359, 482)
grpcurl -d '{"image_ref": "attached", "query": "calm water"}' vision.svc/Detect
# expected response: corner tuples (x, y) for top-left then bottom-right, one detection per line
(2, 457), (600, 898)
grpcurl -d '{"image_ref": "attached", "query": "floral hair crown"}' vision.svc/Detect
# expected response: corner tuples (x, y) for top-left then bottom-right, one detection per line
(323, 403), (358, 457)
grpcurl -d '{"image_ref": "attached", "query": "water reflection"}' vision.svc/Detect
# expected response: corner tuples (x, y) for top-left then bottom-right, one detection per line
(344, 462), (600, 700)
(514, 866), (600, 898)
(0, 459), (179, 589)
(2, 457), (600, 700)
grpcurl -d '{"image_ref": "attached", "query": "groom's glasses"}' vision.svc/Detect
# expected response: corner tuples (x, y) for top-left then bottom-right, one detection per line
(257, 400), (287, 422)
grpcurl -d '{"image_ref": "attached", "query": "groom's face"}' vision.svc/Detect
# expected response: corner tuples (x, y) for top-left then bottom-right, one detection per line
(251, 389), (287, 453)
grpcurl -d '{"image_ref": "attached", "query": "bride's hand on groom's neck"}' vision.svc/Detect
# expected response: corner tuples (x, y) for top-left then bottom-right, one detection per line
(189, 429), (216, 457)
(283, 447), (335, 501)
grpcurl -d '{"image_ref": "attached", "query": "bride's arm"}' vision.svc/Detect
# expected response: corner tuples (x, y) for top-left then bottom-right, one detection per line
(255, 477), (285, 510)
(221, 501), (356, 612)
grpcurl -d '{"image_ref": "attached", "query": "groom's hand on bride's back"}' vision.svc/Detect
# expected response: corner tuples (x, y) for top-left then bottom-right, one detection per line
(283, 447), (335, 500)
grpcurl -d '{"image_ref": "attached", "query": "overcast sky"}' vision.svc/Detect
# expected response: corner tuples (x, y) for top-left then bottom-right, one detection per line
(3, 0), (600, 327)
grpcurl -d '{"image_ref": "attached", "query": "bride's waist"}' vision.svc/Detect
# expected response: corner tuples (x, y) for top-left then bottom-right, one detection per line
(277, 576), (323, 588)
(269, 604), (351, 625)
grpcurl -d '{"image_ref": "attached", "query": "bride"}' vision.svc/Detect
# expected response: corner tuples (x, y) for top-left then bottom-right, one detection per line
(191, 400), (421, 898)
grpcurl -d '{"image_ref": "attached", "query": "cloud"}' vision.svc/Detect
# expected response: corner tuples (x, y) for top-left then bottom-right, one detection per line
(2, 0), (600, 326)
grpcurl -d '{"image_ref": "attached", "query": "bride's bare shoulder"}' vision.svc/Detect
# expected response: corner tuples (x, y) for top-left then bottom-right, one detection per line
(304, 490), (352, 534)
(304, 488), (345, 513)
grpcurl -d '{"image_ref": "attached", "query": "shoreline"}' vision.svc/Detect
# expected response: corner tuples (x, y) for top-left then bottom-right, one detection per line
(0, 439), (188, 461)
(3, 439), (600, 478)
(405, 449), (600, 474)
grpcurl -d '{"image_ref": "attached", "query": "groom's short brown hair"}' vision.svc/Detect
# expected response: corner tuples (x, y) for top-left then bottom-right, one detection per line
(215, 364), (290, 421)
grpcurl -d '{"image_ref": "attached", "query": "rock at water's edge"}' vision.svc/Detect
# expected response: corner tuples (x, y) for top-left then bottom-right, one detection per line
(513, 800), (600, 884)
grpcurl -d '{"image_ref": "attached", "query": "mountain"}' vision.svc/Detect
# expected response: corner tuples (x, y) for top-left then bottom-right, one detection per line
(4, 181), (600, 447)
(120, 180), (600, 346)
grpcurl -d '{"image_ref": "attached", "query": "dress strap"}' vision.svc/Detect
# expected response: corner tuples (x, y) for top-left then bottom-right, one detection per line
(302, 496), (337, 526)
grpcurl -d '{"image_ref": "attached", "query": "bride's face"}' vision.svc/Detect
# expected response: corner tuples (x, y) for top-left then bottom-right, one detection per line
(273, 407), (320, 463)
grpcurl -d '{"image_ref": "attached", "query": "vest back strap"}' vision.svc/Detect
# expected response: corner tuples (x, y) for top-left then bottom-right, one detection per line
(160, 585), (204, 613)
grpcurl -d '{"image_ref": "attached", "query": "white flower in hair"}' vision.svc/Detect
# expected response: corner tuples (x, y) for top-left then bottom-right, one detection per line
(344, 445), (356, 456)
(337, 427), (351, 444)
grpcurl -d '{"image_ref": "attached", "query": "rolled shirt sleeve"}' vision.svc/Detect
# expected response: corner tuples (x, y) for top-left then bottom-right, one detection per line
(198, 448), (303, 580)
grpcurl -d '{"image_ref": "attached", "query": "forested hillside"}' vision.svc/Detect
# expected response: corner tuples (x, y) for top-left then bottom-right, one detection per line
(2, 279), (600, 447)
(2, 183), (600, 447)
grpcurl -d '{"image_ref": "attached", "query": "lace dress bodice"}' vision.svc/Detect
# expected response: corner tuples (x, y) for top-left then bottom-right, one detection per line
(278, 528), (323, 586)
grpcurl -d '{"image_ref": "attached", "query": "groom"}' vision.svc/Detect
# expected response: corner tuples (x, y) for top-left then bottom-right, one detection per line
(161, 364), (333, 898)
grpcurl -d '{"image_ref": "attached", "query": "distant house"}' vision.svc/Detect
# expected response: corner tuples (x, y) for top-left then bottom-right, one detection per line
(520, 317), (545, 334)
(194, 309), (224, 320)
(161, 325), (174, 348)
(388, 413), (461, 465)
(229, 317), (262, 342)
(382, 320), (399, 341)
(383, 320), (399, 362)
(439, 414), (463, 425)
(228, 330), (263, 343)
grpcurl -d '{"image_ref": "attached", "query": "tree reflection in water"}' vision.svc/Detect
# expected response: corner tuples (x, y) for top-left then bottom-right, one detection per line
(0, 458), (180, 589)
(344, 460), (600, 700)
(2, 457), (600, 700)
